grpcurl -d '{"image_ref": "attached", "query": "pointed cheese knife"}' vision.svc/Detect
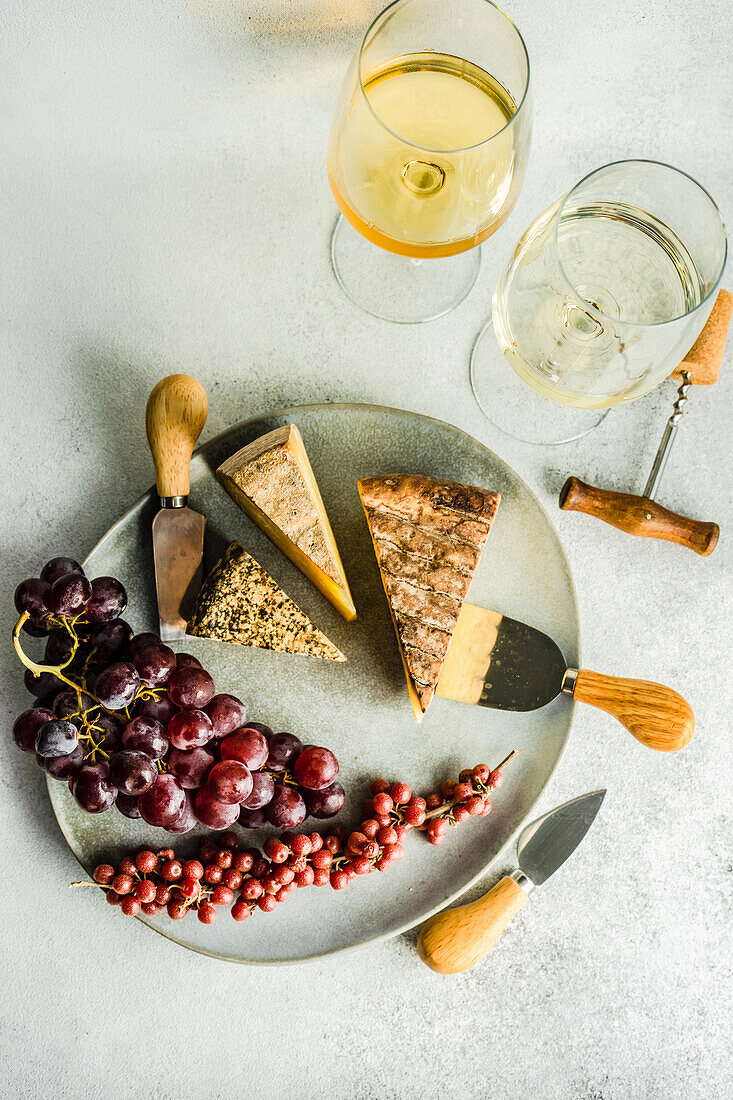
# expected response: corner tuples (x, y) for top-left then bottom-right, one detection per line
(436, 604), (694, 751)
(145, 374), (208, 641)
(417, 789), (605, 973)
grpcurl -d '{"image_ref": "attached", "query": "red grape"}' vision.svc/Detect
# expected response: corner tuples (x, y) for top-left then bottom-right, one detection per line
(94, 662), (141, 710)
(129, 632), (160, 655)
(167, 791), (198, 834)
(207, 760), (253, 804)
(140, 695), (180, 725)
(293, 746), (339, 791)
(35, 718), (78, 758)
(241, 771), (275, 810)
(42, 742), (85, 780)
(169, 746), (216, 789)
(115, 792), (142, 819)
(90, 619), (133, 662)
(167, 667), (215, 709)
(167, 708), (214, 750)
(44, 629), (76, 666)
(108, 750), (157, 796)
(49, 573), (92, 617)
(204, 693), (247, 738)
(266, 784), (307, 829)
(86, 577), (127, 623)
(138, 774), (185, 827)
(72, 762), (117, 813)
(220, 728), (268, 770)
(194, 787), (240, 830)
(13, 707), (55, 754)
(40, 558), (83, 586)
(175, 652), (202, 670)
(24, 668), (63, 698)
(239, 807), (267, 828)
(265, 731), (302, 772)
(122, 715), (168, 759)
(303, 781), (345, 818)
(14, 578), (52, 624)
(132, 642), (176, 686)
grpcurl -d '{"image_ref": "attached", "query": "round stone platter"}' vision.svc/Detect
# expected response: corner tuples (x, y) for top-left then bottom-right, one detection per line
(48, 403), (579, 963)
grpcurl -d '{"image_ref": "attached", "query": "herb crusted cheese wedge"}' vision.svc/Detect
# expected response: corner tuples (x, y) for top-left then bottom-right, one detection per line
(216, 425), (356, 622)
(187, 542), (345, 662)
(358, 475), (499, 721)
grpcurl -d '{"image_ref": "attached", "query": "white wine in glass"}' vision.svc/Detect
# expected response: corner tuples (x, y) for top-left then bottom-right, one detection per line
(327, 0), (531, 323)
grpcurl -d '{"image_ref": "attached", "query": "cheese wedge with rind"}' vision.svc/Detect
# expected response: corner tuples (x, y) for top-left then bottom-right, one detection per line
(216, 425), (356, 622)
(187, 542), (345, 662)
(358, 475), (500, 720)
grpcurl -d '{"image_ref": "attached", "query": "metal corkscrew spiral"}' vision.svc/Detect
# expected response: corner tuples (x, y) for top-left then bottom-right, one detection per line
(643, 370), (692, 499)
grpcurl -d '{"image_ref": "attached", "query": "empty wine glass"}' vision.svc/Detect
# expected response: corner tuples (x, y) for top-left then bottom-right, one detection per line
(470, 159), (727, 444)
(327, 0), (532, 324)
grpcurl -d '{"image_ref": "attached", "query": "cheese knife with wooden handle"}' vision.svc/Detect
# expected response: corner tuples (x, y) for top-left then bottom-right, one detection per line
(418, 789), (605, 973)
(437, 604), (694, 751)
(146, 374), (208, 641)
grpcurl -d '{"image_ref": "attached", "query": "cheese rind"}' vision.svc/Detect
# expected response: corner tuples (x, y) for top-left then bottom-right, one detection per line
(187, 542), (345, 662)
(217, 425), (356, 621)
(358, 475), (500, 719)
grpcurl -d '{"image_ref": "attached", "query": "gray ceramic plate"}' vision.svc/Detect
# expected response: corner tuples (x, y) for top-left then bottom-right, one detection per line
(48, 404), (579, 964)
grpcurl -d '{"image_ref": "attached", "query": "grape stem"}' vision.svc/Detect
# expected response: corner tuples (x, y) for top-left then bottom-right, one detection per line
(420, 749), (519, 824)
(12, 611), (117, 719)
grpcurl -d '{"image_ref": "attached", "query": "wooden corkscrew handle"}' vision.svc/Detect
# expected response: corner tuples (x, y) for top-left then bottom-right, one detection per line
(145, 374), (208, 499)
(571, 669), (694, 752)
(559, 477), (719, 556)
(417, 876), (530, 973)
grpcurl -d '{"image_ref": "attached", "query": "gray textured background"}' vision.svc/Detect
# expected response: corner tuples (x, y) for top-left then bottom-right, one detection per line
(1, 1), (731, 1097)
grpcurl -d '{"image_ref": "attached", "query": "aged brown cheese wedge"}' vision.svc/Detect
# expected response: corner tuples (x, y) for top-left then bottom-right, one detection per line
(217, 425), (356, 622)
(187, 542), (345, 662)
(358, 475), (500, 721)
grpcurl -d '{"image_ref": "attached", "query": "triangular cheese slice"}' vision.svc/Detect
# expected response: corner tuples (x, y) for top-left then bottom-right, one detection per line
(217, 426), (356, 622)
(358, 475), (500, 721)
(187, 542), (345, 662)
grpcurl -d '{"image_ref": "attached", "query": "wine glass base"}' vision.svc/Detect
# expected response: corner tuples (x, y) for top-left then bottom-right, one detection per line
(330, 215), (481, 324)
(470, 321), (610, 445)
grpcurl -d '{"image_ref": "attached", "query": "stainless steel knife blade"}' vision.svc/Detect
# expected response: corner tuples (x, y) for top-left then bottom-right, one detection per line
(152, 506), (205, 641)
(516, 789), (605, 887)
(437, 604), (568, 711)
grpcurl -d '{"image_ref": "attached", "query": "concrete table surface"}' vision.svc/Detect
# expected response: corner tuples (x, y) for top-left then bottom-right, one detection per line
(1, 2), (731, 1097)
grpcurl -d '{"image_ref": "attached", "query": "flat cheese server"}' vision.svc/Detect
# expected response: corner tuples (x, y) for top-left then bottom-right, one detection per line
(436, 604), (694, 752)
(145, 374), (208, 641)
(417, 789), (605, 973)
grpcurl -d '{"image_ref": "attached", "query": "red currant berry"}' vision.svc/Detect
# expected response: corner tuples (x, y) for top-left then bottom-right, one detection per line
(466, 796), (484, 816)
(198, 902), (217, 924)
(394, 824), (410, 842)
(427, 831), (445, 846)
(330, 870), (349, 890)
(308, 833), (323, 853)
(204, 864), (222, 885)
(472, 764), (490, 783)
(179, 876), (200, 899)
(134, 880), (157, 904)
(453, 803), (471, 822)
(157, 848), (175, 861)
(370, 778), (390, 795)
(264, 837), (289, 863)
(290, 834), (311, 857)
(324, 835), (342, 855)
(488, 770), (503, 789)
(430, 817), (448, 837)
(391, 844), (405, 861)
(220, 831), (239, 851)
(391, 782), (411, 805)
(453, 782), (474, 802)
(275, 882), (296, 902)
(161, 859), (182, 882)
(93, 864), (115, 885)
(295, 866), (315, 888)
(233, 851), (254, 874)
(222, 868), (242, 890)
(112, 874), (134, 896)
(274, 865), (295, 886)
(120, 895), (141, 917)
(250, 857), (270, 879)
(346, 831), (367, 855)
(231, 900), (251, 921)
(240, 878), (263, 901)
(215, 849), (233, 870)
(375, 813), (392, 829)
(288, 854), (308, 874)
(198, 839), (218, 863)
(426, 793), (443, 810)
(361, 819), (379, 840)
(480, 798), (492, 815)
(257, 893), (276, 913)
(459, 769), (473, 784)
(155, 884), (172, 906)
(372, 792), (393, 816)
(142, 902), (162, 916)
(106, 890), (122, 906)
(211, 884), (234, 906)
(375, 854), (392, 872)
(311, 850), (332, 870)
(441, 780), (456, 799)
(119, 857), (137, 877)
(362, 798), (375, 817)
(312, 868), (330, 887)
(377, 826), (398, 847)
(181, 860), (204, 881)
(135, 850), (158, 874)
(167, 899), (188, 920)
(403, 804), (426, 827)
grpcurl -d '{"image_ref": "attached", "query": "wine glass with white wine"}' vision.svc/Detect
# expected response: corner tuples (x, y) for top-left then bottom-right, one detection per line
(470, 159), (727, 444)
(327, 0), (531, 324)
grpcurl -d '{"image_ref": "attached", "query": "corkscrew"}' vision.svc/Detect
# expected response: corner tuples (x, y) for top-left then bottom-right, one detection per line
(559, 289), (731, 556)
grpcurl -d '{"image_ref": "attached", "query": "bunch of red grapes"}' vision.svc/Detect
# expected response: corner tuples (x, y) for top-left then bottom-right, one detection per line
(82, 763), (508, 924)
(12, 557), (344, 835)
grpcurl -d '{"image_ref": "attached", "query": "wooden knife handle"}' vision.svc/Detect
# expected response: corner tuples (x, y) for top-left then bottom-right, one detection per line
(145, 375), (208, 498)
(559, 477), (719, 557)
(573, 669), (694, 752)
(417, 876), (529, 973)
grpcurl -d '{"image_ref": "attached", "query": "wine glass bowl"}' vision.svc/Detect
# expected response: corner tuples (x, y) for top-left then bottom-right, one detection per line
(472, 159), (727, 443)
(327, 0), (531, 322)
